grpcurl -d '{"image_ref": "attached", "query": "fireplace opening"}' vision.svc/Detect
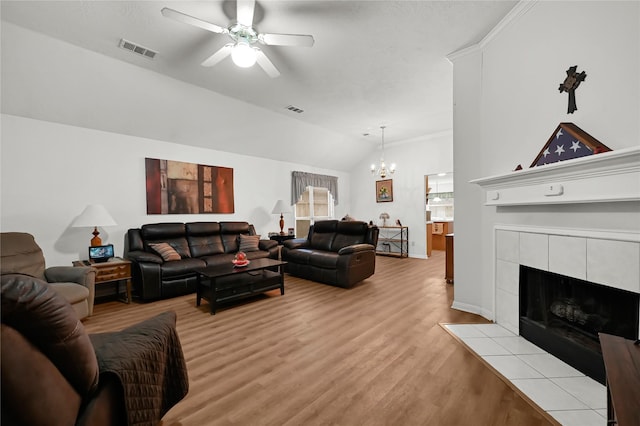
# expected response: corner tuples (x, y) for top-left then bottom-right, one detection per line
(519, 266), (639, 385)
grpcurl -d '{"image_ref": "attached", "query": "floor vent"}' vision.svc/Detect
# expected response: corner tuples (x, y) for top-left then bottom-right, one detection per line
(285, 105), (304, 114)
(118, 39), (157, 59)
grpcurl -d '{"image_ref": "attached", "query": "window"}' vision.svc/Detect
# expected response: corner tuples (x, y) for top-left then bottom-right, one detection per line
(294, 186), (334, 237)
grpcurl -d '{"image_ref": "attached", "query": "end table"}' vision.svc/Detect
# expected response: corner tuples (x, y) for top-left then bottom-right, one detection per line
(73, 258), (132, 304)
(269, 234), (296, 245)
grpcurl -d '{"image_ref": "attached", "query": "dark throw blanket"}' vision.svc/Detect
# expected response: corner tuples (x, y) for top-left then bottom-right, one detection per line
(89, 311), (189, 426)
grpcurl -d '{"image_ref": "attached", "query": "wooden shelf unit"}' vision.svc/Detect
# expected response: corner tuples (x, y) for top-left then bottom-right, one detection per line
(376, 226), (408, 258)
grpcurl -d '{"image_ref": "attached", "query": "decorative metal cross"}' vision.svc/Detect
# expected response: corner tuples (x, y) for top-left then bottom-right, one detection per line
(558, 65), (586, 114)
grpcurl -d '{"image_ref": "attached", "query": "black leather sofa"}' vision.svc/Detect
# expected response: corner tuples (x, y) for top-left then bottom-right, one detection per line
(125, 222), (278, 301)
(281, 220), (379, 288)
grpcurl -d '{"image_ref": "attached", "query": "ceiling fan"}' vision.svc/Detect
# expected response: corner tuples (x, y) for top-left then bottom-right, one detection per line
(161, 0), (314, 78)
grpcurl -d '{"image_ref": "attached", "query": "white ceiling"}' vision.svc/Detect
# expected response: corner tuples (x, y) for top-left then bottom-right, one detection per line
(1, 0), (516, 170)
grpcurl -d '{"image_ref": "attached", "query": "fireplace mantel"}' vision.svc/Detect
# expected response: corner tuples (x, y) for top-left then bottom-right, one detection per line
(470, 146), (640, 206)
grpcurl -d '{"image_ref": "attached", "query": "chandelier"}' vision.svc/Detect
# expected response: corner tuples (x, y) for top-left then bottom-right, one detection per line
(370, 126), (396, 178)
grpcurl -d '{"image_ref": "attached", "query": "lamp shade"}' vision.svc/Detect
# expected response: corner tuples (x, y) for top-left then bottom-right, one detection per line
(71, 204), (117, 227)
(72, 204), (117, 247)
(271, 200), (291, 215)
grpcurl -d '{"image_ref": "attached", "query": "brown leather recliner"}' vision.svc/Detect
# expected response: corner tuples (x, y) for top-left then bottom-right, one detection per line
(0, 232), (96, 319)
(1, 273), (189, 426)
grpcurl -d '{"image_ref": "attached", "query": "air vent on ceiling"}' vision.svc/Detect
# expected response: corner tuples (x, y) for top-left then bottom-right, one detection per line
(285, 105), (304, 114)
(118, 39), (157, 59)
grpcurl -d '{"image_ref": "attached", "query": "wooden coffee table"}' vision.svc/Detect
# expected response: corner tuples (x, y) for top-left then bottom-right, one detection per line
(195, 258), (286, 315)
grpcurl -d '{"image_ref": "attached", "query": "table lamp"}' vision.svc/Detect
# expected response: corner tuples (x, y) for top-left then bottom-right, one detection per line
(271, 200), (291, 235)
(71, 204), (117, 246)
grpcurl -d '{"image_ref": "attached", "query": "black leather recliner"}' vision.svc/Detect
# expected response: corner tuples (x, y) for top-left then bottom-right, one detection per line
(281, 220), (379, 288)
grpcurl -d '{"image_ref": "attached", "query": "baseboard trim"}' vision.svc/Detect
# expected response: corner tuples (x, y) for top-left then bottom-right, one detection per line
(451, 301), (494, 322)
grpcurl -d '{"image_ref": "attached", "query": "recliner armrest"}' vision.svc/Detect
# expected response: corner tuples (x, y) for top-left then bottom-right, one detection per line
(126, 250), (163, 264)
(283, 239), (309, 250)
(258, 239), (278, 251)
(337, 244), (375, 255)
(46, 266), (95, 286)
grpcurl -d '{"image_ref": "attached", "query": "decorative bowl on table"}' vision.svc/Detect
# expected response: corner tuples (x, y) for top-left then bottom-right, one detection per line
(232, 252), (249, 267)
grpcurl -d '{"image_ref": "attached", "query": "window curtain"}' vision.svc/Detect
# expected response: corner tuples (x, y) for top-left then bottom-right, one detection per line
(291, 171), (339, 205)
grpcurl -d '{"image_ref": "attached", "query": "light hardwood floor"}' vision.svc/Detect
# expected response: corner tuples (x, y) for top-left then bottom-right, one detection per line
(84, 251), (554, 426)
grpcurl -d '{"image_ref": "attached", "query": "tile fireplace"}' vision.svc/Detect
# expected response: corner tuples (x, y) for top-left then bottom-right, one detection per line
(519, 265), (639, 384)
(472, 146), (640, 384)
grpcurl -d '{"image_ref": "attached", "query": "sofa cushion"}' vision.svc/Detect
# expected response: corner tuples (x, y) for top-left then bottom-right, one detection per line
(185, 222), (220, 236)
(145, 238), (190, 258)
(51, 282), (90, 304)
(141, 223), (192, 258)
(149, 243), (182, 261)
(245, 250), (270, 261)
(309, 221), (338, 251)
(160, 259), (206, 279)
(238, 235), (260, 252)
(331, 221), (368, 251)
(186, 222), (225, 257)
(308, 251), (339, 269)
(221, 235), (239, 253)
(219, 222), (251, 234)
(285, 248), (312, 265)
(201, 254), (236, 267)
(188, 235), (224, 257)
(220, 222), (251, 253)
(141, 223), (185, 240)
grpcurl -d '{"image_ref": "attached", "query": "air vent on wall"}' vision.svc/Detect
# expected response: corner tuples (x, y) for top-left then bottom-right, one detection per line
(118, 39), (157, 59)
(285, 105), (304, 114)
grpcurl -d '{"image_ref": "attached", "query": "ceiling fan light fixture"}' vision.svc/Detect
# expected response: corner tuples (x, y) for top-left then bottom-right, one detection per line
(231, 40), (257, 68)
(162, 1), (313, 78)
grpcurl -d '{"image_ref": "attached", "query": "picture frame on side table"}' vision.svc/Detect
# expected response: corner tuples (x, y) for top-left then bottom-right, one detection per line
(376, 179), (393, 203)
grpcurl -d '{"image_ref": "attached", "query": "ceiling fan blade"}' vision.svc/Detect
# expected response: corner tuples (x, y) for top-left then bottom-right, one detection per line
(255, 50), (280, 78)
(236, 0), (255, 27)
(260, 33), (315, 47)
(201, 44), (233, 67)
(161, 7), (227, 34)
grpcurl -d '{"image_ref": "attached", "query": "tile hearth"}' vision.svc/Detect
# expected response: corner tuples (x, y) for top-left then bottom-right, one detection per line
(443, 323), (607, 426)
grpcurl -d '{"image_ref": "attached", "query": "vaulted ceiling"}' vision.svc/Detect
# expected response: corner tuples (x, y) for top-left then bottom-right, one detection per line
(1, 1), (516, 170)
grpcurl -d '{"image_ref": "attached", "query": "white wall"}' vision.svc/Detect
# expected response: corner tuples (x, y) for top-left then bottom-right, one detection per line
(0, 19), (359, 267)
(349, 132), (453, 259)
(1, 114), (351, 265)
(1, 19), (453, 267)
(0, 21), (371, 173)
(450, 1), (640, 318)
(451, 49), (487, 316)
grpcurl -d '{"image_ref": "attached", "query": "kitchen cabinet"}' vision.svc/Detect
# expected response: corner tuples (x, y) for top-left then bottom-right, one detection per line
(431, 221), (453, 251)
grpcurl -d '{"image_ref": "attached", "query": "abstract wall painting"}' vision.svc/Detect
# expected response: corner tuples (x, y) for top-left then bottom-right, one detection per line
(145, 158), (234, 214)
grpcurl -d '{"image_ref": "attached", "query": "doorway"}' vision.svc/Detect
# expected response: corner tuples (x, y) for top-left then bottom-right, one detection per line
(425, 172), (454, 257)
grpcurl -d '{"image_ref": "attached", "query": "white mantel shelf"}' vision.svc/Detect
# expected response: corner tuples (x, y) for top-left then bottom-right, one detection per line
(470, 146), (640, 206)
